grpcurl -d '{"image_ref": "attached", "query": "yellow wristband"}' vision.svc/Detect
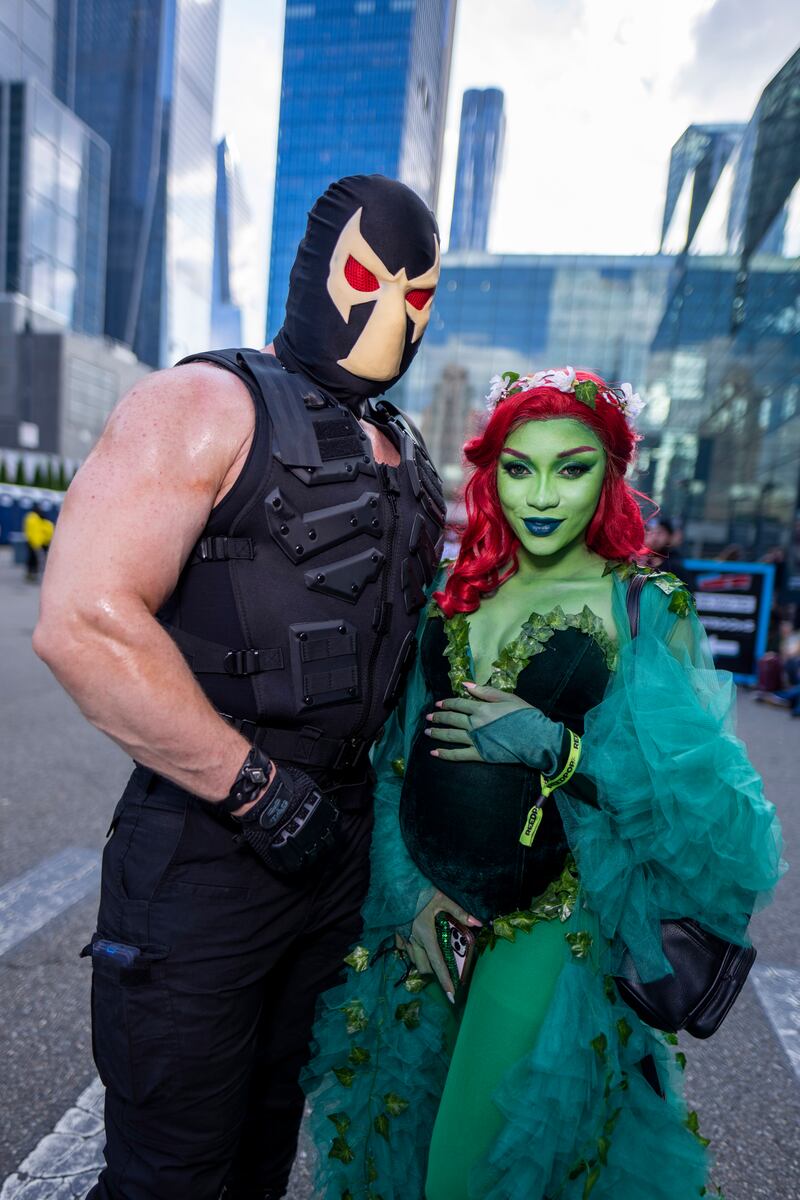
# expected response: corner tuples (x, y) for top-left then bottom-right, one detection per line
(541, 730), (582, 797)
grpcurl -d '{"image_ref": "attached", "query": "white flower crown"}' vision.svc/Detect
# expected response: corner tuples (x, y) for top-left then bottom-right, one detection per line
(485, 366), (646, 425)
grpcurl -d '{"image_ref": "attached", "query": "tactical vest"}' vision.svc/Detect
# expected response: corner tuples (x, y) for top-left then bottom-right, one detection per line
(159, 349), (445, 778)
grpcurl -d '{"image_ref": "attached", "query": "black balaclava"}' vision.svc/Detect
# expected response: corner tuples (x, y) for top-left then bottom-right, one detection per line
(273, 175), (440, 412)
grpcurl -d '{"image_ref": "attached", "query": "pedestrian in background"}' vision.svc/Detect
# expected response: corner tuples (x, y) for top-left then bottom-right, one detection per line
(643, 517), (682, 572)
(23, 504), (54, 583)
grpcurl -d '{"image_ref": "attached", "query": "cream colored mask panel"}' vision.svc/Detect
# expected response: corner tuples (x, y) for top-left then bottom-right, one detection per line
(326, 207), (440, 381)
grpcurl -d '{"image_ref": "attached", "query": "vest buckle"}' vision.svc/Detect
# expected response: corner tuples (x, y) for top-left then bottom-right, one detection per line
(332, 737), (367, 772)
(224, 648), (261, 676)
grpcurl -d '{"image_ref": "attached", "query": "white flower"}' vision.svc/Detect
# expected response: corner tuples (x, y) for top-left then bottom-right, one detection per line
(617, 382), (646, 420)
(529, 366), (577, 393)
(485, 374), (508, 409)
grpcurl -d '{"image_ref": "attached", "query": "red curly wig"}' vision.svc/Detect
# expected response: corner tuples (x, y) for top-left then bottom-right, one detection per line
(434, 370), (651, 618)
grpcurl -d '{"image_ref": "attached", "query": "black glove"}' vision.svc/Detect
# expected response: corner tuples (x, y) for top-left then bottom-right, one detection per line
(234, 762), (340, 875)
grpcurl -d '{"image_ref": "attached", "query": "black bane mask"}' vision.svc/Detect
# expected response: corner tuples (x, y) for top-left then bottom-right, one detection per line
(273, 175), (440, 411)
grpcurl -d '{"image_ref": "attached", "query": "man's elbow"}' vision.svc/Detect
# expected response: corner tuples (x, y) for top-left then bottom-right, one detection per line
(33, 611), (80, 671)
(33, 603), (109, 674)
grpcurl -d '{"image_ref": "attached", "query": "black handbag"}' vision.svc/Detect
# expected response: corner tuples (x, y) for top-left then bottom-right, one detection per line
(612, 572), (756, 1038)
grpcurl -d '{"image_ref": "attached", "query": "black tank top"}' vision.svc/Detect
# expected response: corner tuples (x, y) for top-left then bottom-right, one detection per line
(399, 613), (612, 921)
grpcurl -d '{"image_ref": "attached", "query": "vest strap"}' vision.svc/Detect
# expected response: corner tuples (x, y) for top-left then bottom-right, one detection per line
(218, 713), (369, 772)
(189, 536), (255, 565)
(163, 625), (284, 676)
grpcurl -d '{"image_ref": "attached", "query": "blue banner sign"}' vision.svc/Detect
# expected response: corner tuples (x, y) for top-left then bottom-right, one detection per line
(680, 559), (776, 685)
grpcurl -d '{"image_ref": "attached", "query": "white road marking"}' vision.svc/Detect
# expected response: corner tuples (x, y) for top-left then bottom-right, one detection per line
(751, 965), (800, 1081)
(0, 1078), (105, 1198)
(0, 849), (100, 957)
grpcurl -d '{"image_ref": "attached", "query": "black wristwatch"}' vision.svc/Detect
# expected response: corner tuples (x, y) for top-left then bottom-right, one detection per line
(219, 746), (273, 816)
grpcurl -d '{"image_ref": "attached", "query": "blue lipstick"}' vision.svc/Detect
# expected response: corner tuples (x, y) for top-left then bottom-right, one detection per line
(523, 517), (565, 537)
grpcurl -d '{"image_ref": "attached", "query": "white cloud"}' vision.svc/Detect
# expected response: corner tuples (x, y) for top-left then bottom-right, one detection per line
(214, 0), (798, 282)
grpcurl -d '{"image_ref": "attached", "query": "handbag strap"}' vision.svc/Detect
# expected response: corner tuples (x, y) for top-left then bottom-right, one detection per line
(625, 570), (647, 639)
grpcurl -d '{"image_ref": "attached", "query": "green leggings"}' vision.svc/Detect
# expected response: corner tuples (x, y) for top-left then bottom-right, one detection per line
(425, 918), (567, 1200)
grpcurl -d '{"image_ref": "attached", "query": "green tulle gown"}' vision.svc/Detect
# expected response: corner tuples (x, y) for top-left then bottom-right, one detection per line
(301, 563), (784, 1200)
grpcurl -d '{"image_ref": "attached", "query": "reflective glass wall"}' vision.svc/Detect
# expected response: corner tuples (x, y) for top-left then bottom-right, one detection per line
(267, 0), (456, 339)
(645, 48), (800, 584)
(0, 78), (109, 334)
(404, 253), (673, 495)
(61, 0), (220, 366)
(449, 88), (505, 253)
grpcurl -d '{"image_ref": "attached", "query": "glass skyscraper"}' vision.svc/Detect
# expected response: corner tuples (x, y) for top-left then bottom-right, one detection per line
(0, 0), (55, 88)
(266, 0), (457, 340)
(405, 252), (673, 494)
(57, 0), (221, 367)
(211, 137), (261, 349)
(0, 78), (109, 334)
(660, 124), (743, 254)
(645, 47), (800, 581)
(0, 0), (109, 335)
(449, 87), (505, 253)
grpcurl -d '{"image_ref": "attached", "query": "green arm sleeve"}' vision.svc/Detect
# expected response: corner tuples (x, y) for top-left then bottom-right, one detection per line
(556, 576), (785, 981)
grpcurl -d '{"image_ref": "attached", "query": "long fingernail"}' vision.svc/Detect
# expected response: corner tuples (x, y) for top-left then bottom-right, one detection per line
(430, 750), (439, 757)
(468, 917), (483, 926)
(435, 700), (443, 708)
(424, 728), (432, 737)
(446, 991), (454, 1004)
(425, 713), (434, 721)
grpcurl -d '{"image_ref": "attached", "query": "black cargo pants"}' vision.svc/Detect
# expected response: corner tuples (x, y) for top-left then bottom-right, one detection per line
(84, 764), (373, 1199)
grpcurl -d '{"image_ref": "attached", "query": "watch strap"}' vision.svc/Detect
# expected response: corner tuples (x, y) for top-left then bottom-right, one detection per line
(218, 745), (273, 815)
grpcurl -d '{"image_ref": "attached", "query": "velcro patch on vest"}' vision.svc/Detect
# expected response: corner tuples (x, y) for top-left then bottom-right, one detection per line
(305, 548), (385, 603)
(314, 415), (363, 461)
(266, 487), (383, 563)
(289, 620), (360, 711)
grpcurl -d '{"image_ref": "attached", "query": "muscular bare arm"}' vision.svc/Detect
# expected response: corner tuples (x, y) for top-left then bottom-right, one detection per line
(33, 364), (272, 804)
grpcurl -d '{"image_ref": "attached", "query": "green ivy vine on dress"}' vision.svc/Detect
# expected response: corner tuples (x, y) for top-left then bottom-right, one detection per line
(603, 560), (696, 619)
(441, 602), (619, 695)
(436, 560), (695, 698)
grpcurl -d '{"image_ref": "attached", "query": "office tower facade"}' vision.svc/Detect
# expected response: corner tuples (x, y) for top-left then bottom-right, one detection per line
(0, 0), (55, 87)
(58, 0), (221, 367)
(0, 78), (109, 334)
(266, 0), (457, 339)
(211, 137), (260, 349)
(647, 48), (800, 575)
(405, 251), (673, 485)
(660, 124), (743, 254)
(449, 87), (505, 252)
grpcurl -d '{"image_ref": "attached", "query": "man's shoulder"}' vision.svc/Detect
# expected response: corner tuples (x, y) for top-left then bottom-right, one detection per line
(113, 360), (256, 440)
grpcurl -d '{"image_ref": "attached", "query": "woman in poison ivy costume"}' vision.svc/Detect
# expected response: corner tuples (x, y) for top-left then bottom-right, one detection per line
(302, 367), (784, 1200)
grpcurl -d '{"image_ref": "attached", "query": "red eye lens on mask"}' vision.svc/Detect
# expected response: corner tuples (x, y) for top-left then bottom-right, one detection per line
(344, 256), (379, 292)
(406, 288), (434, 311)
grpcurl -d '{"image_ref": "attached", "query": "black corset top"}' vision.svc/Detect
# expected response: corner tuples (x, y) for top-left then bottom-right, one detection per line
(399, 607), (614, 921)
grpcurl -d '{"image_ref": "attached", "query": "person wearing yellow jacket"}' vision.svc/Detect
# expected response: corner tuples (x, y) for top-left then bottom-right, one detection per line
(24, 504), (54, 581)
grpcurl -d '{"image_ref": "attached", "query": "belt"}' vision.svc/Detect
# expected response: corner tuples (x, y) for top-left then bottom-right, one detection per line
(219, 714), (371, 773)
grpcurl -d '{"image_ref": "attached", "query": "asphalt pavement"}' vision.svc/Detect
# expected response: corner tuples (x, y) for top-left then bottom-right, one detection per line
(0, 545), (798, 1198)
